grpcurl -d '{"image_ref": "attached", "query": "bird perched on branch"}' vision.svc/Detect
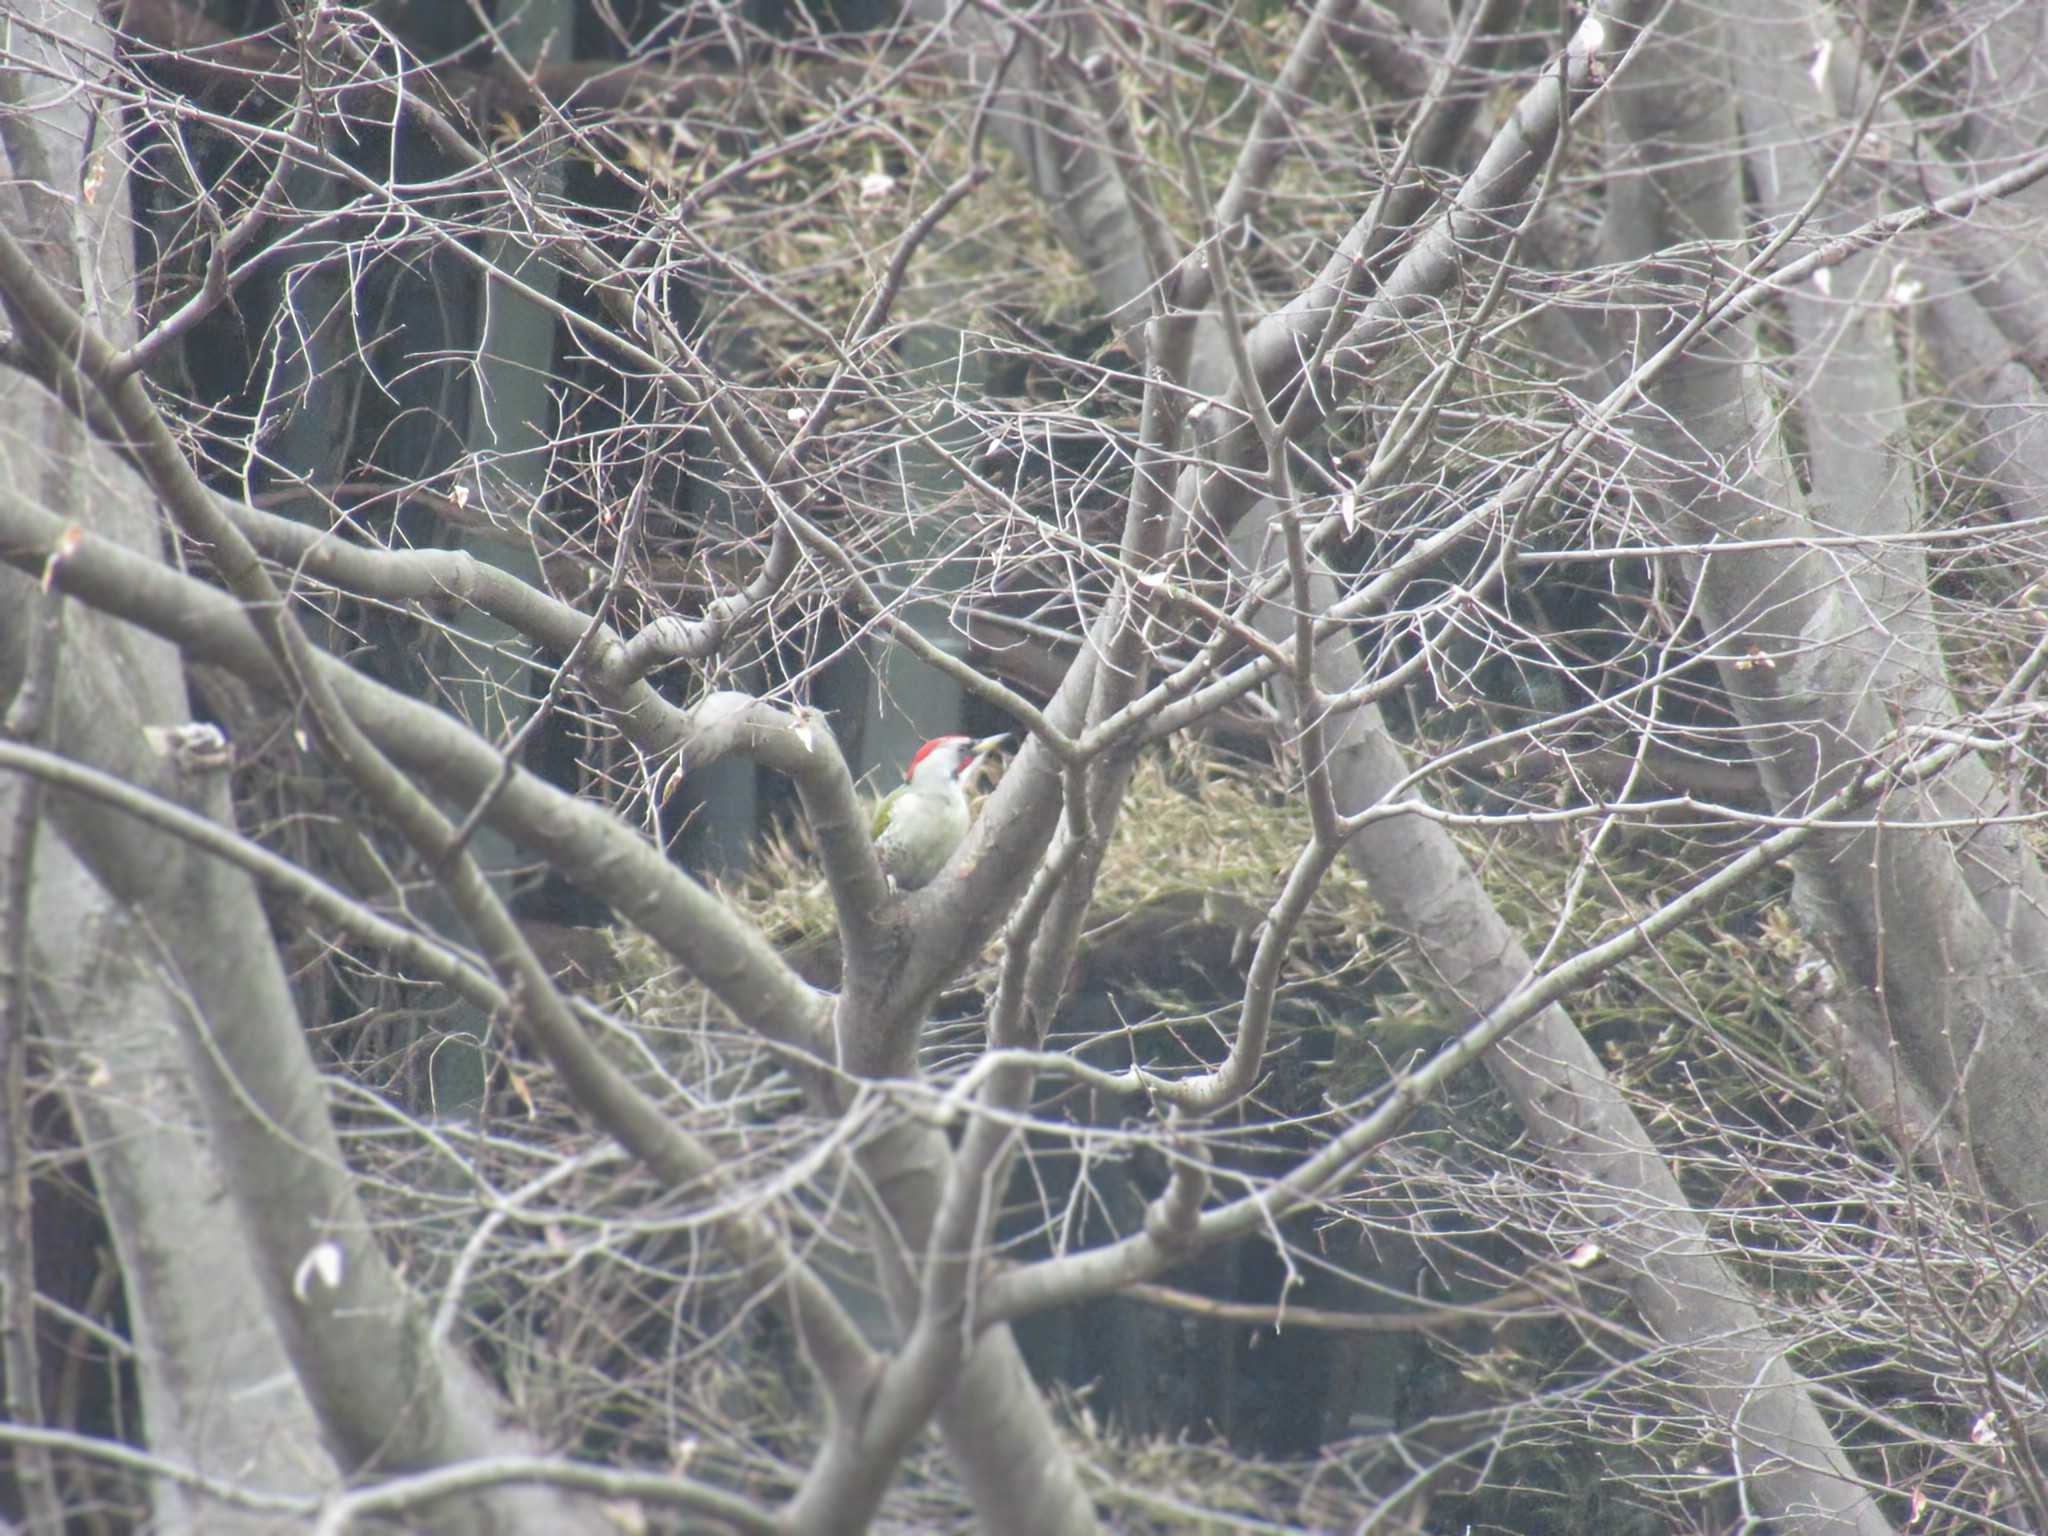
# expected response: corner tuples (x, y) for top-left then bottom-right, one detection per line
(872, 734), (1010, 891)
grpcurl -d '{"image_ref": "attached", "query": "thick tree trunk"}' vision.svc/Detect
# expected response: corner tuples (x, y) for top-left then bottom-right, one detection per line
(0, 7), (326, 1525)
(1235, 540), (1897, 1536)
(13, 827), (331, 1532)
(0, 7), (614, 1530)
(1604, 0), (2048, 1226)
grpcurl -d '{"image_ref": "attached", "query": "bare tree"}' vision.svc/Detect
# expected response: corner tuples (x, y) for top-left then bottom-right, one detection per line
(4, 0), (2048, 1532)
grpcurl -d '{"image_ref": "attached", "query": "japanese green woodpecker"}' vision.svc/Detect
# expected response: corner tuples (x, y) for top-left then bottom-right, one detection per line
(872, 734), (1010, 891)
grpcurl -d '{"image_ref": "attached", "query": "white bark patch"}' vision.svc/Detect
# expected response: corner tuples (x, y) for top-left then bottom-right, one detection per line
(291, 1241), (345, 1302)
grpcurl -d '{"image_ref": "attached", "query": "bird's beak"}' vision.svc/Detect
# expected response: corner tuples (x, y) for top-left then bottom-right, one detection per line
(971, 734), (1012, 758)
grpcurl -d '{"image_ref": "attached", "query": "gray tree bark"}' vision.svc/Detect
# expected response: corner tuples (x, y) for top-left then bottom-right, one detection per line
(1607, 0), (2048, 1225)
(0, 6), (623, 1531)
